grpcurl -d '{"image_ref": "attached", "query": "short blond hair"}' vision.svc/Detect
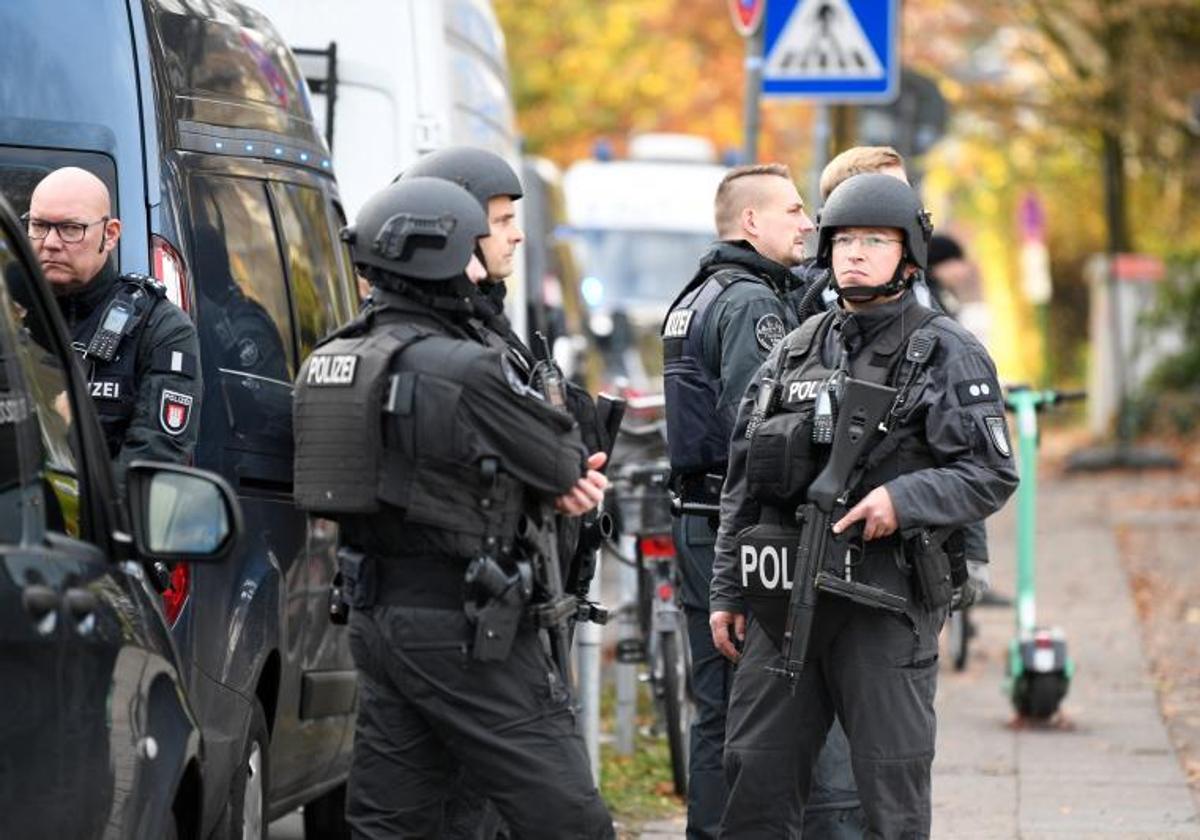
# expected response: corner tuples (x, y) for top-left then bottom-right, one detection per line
(714, 163), (794, 238)
(819, 146), (904, 200)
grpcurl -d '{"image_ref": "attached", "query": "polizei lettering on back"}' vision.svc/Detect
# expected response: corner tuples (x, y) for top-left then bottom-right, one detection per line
(306, 354), (358, 386)
(740, 543), (795, 592)
(786, 379), (824, 403)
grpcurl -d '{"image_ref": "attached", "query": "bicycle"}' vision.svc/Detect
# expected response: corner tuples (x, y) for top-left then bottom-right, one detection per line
(604, 457), (694, 796)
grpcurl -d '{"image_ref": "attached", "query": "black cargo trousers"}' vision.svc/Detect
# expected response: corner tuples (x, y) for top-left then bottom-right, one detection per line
(675, 513), (865, 840)
(722, 594), (947, 840)
(346, 605), (614, 840)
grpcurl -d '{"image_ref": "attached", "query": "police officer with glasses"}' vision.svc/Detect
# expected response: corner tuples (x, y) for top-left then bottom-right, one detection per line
(710, 174), (1018, 838)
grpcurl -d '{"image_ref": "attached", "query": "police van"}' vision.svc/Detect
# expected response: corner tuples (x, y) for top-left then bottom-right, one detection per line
(563, 133), (729, 393)
(0, 1), (359, 836)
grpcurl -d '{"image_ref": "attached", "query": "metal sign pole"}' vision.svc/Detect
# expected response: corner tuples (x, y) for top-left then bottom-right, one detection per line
(743, 23), (765, 164)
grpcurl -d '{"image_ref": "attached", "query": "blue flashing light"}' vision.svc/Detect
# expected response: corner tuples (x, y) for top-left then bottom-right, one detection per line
(592, 139), (614, 162)
(581, 276), (605, 307)
(274, 147), (283, 156)
(300, 152), (309, 162)
(215, 141), (224, 150)
(245, 144), (254, 152)
(321, 159), (330, 168)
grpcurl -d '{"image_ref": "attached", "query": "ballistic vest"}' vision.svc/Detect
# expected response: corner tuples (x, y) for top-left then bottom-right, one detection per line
(662, 267), (752, 476)
(69, 274), (165, 456)
(294, 306), (524, 560)
(739, 304), (942, 645)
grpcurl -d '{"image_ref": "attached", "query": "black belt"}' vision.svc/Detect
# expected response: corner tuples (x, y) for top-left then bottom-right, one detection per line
(371, 554), (470, 610)
(676, 471), (723, 506)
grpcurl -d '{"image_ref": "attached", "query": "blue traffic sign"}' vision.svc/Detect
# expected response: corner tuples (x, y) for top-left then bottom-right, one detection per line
(762, 0), (899, 101)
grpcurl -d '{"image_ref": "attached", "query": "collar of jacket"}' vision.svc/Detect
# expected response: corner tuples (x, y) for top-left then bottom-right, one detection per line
(699, 240), (798, 296)
(57, 260), (118, 328)
(833, 289), (921, 357)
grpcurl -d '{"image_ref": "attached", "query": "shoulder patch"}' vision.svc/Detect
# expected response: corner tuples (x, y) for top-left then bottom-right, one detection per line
(984, 416), (1012, 458)
(662, 309), (695, 339)
(305, 354), (358, 386)
(159, 389), (194, 436)
(954, 378), (1000, 406)
(755, 313), (786, 353)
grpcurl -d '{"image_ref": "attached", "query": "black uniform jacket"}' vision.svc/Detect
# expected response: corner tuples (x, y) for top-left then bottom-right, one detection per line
(58, 262), (201, 489)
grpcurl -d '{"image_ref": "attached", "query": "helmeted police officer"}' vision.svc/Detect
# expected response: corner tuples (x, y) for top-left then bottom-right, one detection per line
(400, 145), (613, 840)
(27, 167), (200, 491)
(662, 163), (862, 840)
(711, 173), (1019, 838)
(293, 177), (613, 840)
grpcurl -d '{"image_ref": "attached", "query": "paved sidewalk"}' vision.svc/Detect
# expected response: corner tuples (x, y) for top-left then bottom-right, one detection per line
(625, 469), (1200, 838)
(932, 470), (1199, 838)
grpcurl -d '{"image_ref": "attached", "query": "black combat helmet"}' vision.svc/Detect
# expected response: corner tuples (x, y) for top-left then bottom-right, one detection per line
(342, 177), (488, 282)
(815, 173), (933, 270)
(398, 146), (523, 210)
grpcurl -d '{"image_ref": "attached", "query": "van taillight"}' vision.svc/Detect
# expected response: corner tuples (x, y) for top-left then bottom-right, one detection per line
(162, 563), (190, 625)
(152, 235), (190, 312)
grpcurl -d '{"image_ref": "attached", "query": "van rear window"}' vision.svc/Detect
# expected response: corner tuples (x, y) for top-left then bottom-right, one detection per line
(153, 2), (315, 134)
(0, 149), (118, 219)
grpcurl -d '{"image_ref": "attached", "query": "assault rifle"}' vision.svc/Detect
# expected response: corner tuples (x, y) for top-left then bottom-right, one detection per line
(767, 378), (908, 687)
(516, 512), (578, 689)
(566, 392), (625, 621)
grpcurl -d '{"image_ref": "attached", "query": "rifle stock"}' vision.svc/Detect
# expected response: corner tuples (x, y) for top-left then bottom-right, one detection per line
(770, 379), (902, 686)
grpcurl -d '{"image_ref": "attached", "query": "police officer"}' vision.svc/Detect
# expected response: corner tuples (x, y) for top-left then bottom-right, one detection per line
(401, 146), (610, 457)
(662, 163), (862, 840)
(27, 167), (200, 489)
(400, 145), (611, 840)
(711, 174), (1019, 838)
(293, 177), (613, 840)
(790, 148), (994, 608)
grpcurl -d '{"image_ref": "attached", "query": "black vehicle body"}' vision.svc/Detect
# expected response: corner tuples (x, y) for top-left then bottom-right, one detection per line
(0, 2), (359, 836)
(0, 195), (242, 838)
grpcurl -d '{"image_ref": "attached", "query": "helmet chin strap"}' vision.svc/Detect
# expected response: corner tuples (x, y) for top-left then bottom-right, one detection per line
(833, 262), (911, 303)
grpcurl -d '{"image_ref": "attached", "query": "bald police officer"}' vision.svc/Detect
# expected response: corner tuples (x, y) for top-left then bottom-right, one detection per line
(711, 174), (1018, 838)
(27, 167), (200, 489)
(294, 177), (613, 839)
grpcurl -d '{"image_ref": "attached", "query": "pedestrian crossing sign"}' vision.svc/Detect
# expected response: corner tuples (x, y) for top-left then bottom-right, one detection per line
(762, 0), (899, 101)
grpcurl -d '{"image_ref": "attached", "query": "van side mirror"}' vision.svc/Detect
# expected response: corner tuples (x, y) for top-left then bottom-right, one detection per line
(125, 461), (242, 562)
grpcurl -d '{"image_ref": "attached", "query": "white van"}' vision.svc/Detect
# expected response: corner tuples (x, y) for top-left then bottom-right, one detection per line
(247, 0), (528, 335)
(563, 134), (728, 390)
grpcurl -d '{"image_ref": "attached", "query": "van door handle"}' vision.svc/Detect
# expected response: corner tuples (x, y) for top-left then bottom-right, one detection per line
(22, 585), (59, 634)
(64, 588), (100, 634)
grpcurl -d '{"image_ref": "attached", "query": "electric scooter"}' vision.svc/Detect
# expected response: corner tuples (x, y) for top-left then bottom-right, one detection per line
(1003, 386), (1086, 719)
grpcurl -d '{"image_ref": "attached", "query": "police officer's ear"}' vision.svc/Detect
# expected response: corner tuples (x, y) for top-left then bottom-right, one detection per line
(100, 216), (122, 255)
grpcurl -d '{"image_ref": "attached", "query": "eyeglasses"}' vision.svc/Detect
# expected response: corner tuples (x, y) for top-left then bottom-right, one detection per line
(831, 233), (903, 251)
(21, 213), (109, 244)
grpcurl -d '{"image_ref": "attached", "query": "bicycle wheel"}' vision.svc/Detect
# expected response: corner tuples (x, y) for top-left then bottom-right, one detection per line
(658, 628), (691, 796)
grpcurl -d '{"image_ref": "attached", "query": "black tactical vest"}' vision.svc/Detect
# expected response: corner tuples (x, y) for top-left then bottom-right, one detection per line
(70, 275), (165, 456)
(662, 267), (751, 476)
(294, 308), (525, 560)
(738, 305), (942, 644)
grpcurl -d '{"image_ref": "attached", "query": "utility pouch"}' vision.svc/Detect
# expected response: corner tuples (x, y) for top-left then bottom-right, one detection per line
(338, 548), (377, 610)
(746, 411), (819, 506)
(910, 529), (954, 608)
(465, 556), (530, 662)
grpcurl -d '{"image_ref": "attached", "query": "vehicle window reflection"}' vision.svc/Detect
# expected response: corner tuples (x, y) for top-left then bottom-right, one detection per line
(190, 175), (293, 382)
(0, 235), (81, 540)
